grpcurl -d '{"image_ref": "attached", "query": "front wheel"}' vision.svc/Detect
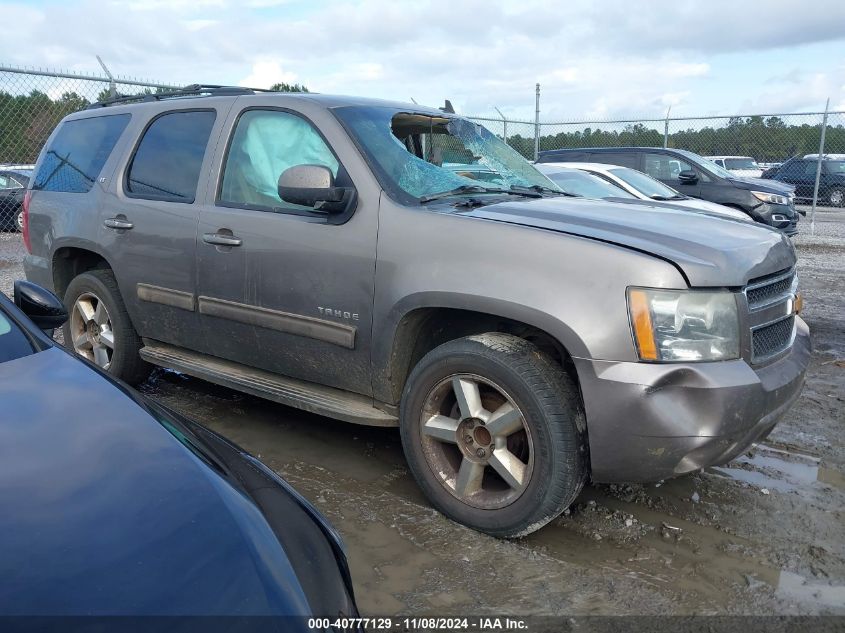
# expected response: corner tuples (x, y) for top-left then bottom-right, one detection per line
(829, 187), (844, 207)
(399, 333), (587, 538)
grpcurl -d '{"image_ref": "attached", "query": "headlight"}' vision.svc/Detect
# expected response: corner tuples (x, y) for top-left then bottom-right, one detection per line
(752, 190), (789, 206)
(627, 288), (740, 362)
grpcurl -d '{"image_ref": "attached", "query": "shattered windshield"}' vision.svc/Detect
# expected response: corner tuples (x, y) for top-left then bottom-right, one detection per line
(332, 106), (561, 203)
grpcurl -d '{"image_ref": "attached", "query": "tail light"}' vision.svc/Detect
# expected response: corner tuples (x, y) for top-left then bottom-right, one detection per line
(22, 190), (32, 253)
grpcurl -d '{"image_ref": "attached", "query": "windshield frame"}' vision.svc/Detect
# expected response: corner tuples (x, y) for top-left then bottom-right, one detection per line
(330, 105), (561, 206)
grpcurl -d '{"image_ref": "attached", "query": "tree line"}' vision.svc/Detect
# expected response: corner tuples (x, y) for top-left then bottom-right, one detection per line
(505, 115), (845, 162)
(0, 83), (309, 164)
(1, 87), (841, 166)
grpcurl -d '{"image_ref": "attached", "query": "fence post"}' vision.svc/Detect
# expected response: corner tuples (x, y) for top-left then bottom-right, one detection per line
(534, 83), (540, 162)
(663, 106), (672, 148)
(810, 98), (830, 235)
(96, 55), (116, 98)
(494, 107), (507, 144)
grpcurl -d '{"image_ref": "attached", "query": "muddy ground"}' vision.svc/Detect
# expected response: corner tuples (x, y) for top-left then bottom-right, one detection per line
(1, 210), (843, 616)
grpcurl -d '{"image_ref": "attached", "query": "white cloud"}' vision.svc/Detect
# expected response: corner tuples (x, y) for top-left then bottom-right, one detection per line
(238, 59), (298, 89)
(2, 0), (843, 121)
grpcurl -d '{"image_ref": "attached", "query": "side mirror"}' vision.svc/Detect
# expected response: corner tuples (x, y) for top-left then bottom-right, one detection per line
(277, 164), (354, 214)
(13, 280), (67, 332)
(678, 169), (699, 184)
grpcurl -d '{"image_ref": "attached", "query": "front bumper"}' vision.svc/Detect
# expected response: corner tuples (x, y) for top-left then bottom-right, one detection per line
(574, 316), (810, 483)
(754, 202), (799, 235)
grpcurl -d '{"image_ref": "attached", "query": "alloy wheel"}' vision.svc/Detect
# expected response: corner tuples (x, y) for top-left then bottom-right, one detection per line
(831, 189), (844, 206)
(419, 373), (534, 510)
(70, 292), (115, 369)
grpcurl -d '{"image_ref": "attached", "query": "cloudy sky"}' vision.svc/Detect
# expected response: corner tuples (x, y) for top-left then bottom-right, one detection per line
(3, 0), (844, 121)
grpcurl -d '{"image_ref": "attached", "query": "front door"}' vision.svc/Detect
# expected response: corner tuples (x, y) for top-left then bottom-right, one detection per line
(99, 106), (225, 351)
(643, 152), (704, 198)
(195, 104), (378, 397)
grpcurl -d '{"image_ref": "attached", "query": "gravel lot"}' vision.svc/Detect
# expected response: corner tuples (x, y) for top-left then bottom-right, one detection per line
(2, 210), (843, 616)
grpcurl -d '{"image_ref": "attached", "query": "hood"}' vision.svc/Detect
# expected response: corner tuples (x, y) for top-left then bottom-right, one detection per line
(0, 347), (315, 617)
(728, 175), (795, 194)
(458, 196), (795, 286)
(606, 196), (752, 222)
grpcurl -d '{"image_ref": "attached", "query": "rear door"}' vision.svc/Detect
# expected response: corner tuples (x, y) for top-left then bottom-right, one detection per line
(194, 100), (379, 396)
(99, 102), (230, 351)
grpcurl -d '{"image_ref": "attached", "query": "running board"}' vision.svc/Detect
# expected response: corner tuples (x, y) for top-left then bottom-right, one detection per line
(139, 341), (398, 427)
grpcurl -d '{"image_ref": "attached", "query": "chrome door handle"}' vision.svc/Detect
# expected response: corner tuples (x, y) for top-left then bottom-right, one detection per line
(103, 217), (134, 230)
(202, 233), (242, 247)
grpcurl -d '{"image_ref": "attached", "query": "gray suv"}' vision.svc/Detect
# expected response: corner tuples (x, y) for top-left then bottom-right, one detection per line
(23, 86), (810, 537)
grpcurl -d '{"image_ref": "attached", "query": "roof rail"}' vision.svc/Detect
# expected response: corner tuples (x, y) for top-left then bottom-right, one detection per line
(86, 84), (275, 109)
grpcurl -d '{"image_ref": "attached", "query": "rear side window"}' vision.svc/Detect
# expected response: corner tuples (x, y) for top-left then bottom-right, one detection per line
(126, 110), (216, 203)
(33, 114), (130, 193)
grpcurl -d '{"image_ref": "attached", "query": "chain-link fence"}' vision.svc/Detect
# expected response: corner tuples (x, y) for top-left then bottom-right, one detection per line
(0, 65), (176, 230)
(2, 63), (843, 232)
(467, 106), (845, 216)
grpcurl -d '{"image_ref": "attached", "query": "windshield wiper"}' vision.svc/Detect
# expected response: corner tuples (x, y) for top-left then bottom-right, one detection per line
(419, 185), (503, 203)
(420, 185), (540, 203)
(650, 194), (686, 201)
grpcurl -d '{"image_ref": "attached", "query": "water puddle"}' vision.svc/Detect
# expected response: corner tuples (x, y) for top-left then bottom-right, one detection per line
(710, 444), (843, 493)
(777, 570), (845, 610)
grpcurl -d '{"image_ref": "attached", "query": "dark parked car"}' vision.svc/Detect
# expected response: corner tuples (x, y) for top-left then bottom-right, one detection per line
(761, 157), (845, 206)
(0, 281), (358, 620)
(0, 169), (30, 231)
(538, 147), (800, 235)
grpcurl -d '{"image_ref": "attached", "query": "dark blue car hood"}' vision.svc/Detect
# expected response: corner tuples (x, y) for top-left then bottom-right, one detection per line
(0, 347), (314, 617)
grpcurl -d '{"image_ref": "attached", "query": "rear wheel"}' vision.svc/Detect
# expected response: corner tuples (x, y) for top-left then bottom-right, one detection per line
(14, 209), (23, 232)
(829, 187), (844, 207)
(400, 333), (587, 538)
(63, 269), (150, 384)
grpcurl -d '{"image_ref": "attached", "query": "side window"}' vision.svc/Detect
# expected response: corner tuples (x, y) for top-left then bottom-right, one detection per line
(219, 109), (340, 212)
(126, 110), (216, 203)
(0, 175), (10, 189)
(643, 153), (693, 181)
(802, 161), (819, 177)
(33, 114), (130, 193)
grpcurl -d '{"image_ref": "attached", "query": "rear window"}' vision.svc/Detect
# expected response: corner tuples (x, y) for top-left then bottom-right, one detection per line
(126, 110), (216, 203)
(33, 114), (130, 193)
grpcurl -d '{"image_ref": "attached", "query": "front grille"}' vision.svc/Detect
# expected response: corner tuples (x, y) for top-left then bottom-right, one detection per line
(752, 315), (795, 362)
(745, 269), (795, 308)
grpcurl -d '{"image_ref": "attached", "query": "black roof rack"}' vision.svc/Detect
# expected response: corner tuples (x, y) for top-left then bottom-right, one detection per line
(87, 84), (276, 109)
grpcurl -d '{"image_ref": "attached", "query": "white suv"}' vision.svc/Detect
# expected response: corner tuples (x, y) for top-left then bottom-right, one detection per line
(706, 156), (763, 178)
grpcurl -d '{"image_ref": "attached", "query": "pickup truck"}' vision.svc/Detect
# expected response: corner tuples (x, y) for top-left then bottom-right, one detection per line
(23, 87), (810, 537)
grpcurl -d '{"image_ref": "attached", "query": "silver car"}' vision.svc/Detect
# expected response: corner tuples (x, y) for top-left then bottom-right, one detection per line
(23, 88), (810, 537)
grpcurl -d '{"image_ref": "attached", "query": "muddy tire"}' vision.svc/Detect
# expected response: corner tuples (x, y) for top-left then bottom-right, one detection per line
(63, 269), (150, 384)
(399, 333), (587, 538)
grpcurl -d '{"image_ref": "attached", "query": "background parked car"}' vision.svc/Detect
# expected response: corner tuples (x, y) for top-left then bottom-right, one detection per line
(0, 281), (359, 619)
(0, 169), (30, 231)
(762, 157), (845, 206)
(705, 156), (764, 178)
(538, 162), (753, 222)
(538, 147), (799, 234)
